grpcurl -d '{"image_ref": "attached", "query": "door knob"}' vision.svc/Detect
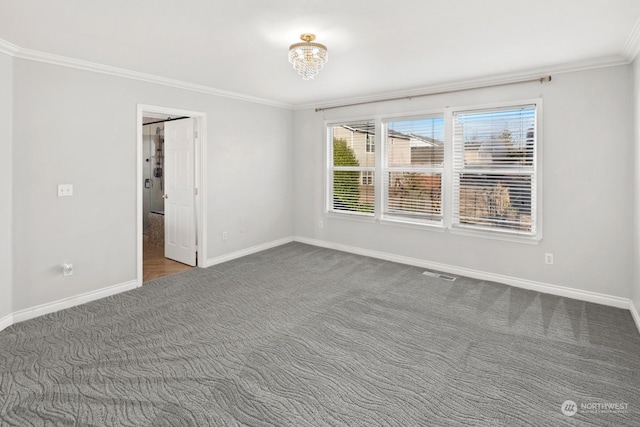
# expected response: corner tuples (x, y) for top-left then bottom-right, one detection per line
(162, 194), (168, 199)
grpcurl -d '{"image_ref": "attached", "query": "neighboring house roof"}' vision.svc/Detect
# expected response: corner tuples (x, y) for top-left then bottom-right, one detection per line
(339, 124), (443, 146)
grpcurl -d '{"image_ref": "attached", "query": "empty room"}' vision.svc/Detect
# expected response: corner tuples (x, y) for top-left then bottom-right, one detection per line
(1, 1), (640, 425)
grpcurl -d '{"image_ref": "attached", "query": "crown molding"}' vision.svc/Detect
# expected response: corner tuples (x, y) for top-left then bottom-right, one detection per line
(623, 16), (640, 62)
(1, 39), (292, 110)
(0, 39), (19, 56)
(0, 37), (632, 112)
(297, 55), (629, 111)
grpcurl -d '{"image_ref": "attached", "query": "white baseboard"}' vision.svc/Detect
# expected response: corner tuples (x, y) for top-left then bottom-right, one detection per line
(206, 237), (294, 267)
(293, 236), (632, 310)
(630, 300), (640, 335)
(0, 312), (13, 332)
(10, 280), (139, 326)
(2, 236), (296, 332)
(3, 238), (638, 337)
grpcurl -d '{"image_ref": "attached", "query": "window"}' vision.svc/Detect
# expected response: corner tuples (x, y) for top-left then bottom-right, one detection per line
(383, 116), (444, 224)
(327, 121), (375, 215)
(366, 133), (375, 153)
(325, 101), (540, 242)
(452, 105), (537, 236)
(362, 171), (374, 186)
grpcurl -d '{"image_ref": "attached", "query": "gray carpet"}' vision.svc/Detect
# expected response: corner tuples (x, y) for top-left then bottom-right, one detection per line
(1, 242), (639, 426)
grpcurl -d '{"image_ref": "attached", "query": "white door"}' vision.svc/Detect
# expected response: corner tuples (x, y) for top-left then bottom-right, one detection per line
(164, 118), (196, 266)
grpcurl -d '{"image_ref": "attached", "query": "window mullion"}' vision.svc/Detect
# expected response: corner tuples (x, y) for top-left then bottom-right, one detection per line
(442, 108), (454, 230)
(375, 119), (384, 220)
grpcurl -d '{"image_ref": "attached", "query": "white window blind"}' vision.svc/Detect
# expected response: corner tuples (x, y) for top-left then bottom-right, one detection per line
(383, 116), (445, 224)
(328, 121), (375, 215)
(453, 105), (537, 235)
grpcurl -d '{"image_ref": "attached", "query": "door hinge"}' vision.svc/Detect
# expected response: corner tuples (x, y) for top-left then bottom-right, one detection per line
(194, 188), (198, 195)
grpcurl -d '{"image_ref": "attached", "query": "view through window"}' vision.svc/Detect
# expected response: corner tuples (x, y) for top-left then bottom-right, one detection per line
(453, 105), (536, 235)
(383, 116), (445, 224)
(328, 121), (375, 215)
(326, 101), (539, 240)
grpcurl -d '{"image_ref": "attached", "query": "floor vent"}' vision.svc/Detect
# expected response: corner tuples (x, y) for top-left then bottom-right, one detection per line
(422, 271), (457, 281)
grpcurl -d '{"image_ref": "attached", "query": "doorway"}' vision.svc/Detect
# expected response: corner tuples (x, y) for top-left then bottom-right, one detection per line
(136, 105), (207, 284)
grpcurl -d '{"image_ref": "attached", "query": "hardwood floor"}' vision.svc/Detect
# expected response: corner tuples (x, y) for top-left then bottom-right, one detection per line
(143, 235), (194, 282)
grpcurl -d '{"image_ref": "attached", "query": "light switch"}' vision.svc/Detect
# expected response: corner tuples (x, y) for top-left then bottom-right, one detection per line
(58, 184), (73, 197)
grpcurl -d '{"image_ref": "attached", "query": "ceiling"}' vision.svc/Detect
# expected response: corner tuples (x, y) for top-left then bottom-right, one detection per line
(1, 0), (640, 108)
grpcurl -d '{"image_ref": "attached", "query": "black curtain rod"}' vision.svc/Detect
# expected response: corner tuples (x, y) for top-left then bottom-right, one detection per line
(143, 116), (189, 126)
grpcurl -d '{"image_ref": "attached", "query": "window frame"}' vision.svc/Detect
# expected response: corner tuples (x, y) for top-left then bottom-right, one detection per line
(326, 119), (376, 218)
(361, 170), (374, 186)
(365, 133), (375, 153)
(323, 99), (542, 244)
(381, 113), (445, 227)
(448, 100), (542, 243)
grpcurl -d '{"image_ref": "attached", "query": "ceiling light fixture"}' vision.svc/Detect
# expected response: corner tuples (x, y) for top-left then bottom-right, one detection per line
(288, 33), (328, 80)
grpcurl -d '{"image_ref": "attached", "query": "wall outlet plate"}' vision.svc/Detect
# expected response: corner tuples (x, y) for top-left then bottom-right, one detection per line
(58, 184), (73, 197)
(62, 263), (73, 276)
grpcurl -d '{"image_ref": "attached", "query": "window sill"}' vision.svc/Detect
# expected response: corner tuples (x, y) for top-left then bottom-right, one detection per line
(326, 211), (376, 223)
(379, 217), (445, 232)
(450, 226), (541, 245)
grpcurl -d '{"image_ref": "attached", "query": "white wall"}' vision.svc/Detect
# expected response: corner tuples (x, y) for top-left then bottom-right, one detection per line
(293, 65), (634, 299)
(0, 52), (12, 322)
(4, 56), (636, 322)
(11, 58), (293, 312)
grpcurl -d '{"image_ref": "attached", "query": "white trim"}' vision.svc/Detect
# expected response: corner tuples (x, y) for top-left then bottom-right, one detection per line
(293, 236), (631, 310)
(137, 108), (144, 287)
(0, 313), (13, 332)
(2, 240), (639, 337)
(449, 227), (541, 245)
(11, 280), (138, 325)
(449, 99), (543, 244)
(0, 38), (631, 112)
(137, 105), (208, 282)
(297, 56), (627, 111)
(623, 16), (640, 61)
(325, 211), (376, 223)
(631, 300), (640, 335)
(379, 218), (445, 232)
(7, 43), (290, 109)
(205, 237), (294, 267)
(0, 39), (19, 56)
(196, 116), (208, 269)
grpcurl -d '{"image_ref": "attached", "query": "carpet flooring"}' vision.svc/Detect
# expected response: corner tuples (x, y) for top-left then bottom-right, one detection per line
(1, 242), (639, 426)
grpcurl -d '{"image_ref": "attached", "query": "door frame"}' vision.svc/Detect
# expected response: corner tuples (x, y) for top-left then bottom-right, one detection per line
(136, 104), (207, 285)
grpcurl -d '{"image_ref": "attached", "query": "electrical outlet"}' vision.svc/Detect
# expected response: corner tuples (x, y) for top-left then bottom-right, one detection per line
(545, 253), (554, 265)
(319, 220), (324, 229)
(240, 227), (245, 237)
(222, 231), (228, 241)
(58, 184), (73, 197)
(62, 263), (73, 277)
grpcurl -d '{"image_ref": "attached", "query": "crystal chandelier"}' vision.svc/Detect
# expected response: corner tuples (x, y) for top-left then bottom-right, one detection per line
(288, 33), (328, 80)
